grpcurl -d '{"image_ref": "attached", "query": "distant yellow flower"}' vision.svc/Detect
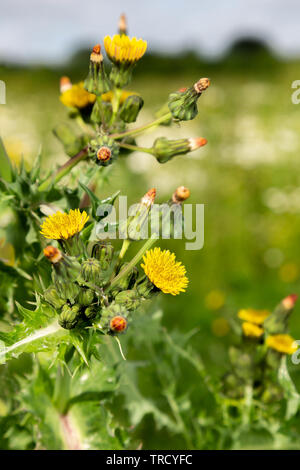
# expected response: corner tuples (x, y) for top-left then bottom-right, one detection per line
(141, 247), (188, 296)
(60, 82), (96, 109)
(238, 308), (270, 325)
(104, 34), (147, 64)
(212, 318), (230, 337)
(242, 322), (264, 338)
(266, 334), (298, 355)
(101, 90), (139, 105)
(205, 289), (225, 310)
(40, 209), (89, 240)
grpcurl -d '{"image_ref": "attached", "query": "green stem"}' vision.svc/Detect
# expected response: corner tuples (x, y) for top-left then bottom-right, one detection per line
(118, 142), (153, 154)
(38, 147), (89, 192)
(53, 364), (71, 415)
(107, 234), (158, 292)
(118, 238), (131, 261)
(75, 115), (95, 137)
(110, 112), (172, 140)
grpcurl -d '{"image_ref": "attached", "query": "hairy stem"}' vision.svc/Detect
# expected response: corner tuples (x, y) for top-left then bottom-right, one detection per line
(110, 112), (172, 140)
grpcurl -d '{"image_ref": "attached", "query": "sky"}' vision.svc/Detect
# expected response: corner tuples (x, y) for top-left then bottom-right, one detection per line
(1, 0), (300, 64)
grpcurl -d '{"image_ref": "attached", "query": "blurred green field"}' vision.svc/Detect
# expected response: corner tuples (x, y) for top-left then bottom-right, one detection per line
(1, 47), (300, 390)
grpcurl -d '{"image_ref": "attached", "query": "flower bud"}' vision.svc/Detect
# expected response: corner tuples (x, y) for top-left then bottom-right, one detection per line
(84, 306), (98, 320)
(90, 100), (113, 125)
(136, 277), (157, 299)
(152, 137), (207, 163)
(55, 280), (80, 303)
(264, 294), (298, 334)
(114, 289), (141, 311)
(121, 189), (156, 240)
(97, 302), (128, 332)
(59, 304), (81, 329)
(84, 44), (110, 96)
(172, 186), (191, 204)
(118, 14), (128, 35)
(91, 242), (114, 271)
(168, 78), (210, 121)
(111, 264), (138, 295)
(88, 135), (119, 167)
(80, 258), (105, 285)
(44, 286), (65, 309)
(43, 246), (62, 264)
(60, 76), (72, 93)
(110, 315), (128, 334)
(119, 94), (144, 123)
(77, 287), (95, 306)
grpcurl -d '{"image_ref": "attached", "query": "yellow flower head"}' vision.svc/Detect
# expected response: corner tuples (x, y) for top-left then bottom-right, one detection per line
(40, 209), (89, 240)
(60, 82), (96, 109)
(238, 308), (270, 325)
(266, 334), (298, 355)
(104, 34), (147, 65)
(141, 247), (188, 296)
(101, 90), (139, 105)
(242, 322), (264, 338)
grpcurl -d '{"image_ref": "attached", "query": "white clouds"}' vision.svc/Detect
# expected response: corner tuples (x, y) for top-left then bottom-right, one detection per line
(0, 0), (299, 63)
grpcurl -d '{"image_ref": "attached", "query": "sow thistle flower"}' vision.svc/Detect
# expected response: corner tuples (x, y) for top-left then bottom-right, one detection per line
(141, 247), (188, 296)
(60, 81), (96, 109)
(104, 34), (147, 87)
(238, 308), (270, 325)
(40, 209), (89, 240)
(242, 322), (264, 338)
(266, 334), (298, 355)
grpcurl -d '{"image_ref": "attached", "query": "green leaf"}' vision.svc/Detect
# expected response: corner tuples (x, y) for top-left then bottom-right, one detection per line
(0, 137), (12, 182)
(278, 356), (300, 420)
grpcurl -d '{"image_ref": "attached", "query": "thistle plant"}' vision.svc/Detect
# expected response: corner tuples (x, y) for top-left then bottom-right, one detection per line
(0, 15), (208, 449)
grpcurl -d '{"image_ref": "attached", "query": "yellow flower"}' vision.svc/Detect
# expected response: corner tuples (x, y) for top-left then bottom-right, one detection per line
(242, 322), (264, 338)
(266, 334), (298, 355)
(40, 209), (89, 240)
(141, 247), (188, 296)
(205, 289), (225, 310)
(104, 34), (147, 64)
(238, 308), (270, 325)
(101, 90), (139, 105)
(60, 82), (96, 109)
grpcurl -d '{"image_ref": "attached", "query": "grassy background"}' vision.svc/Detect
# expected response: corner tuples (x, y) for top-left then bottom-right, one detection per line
(1, 44), (300, 392)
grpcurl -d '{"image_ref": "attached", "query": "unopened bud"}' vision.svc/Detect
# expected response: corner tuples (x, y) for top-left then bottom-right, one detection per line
(172, 186), (190, 204)
(92, 242), (114, 270)
(60, 76), (72, 93)
(84, 306), (97, 320)
(194, 78), (210, 94)
(97, 146), (111, 162)
(44, 286), (65, 309)
(118, 14), (127, 35)
(188, 137), (207, 151)
(80, 258), (105, 285)
(152, 137), (202, 163)
(84, 44), (110, 95)
(282, 294), (298, 310)
(141, 188), (156, 207)
(59, 304), (81, 330)
(123, 189), (156, 240)
(168, 78), (210, 121)
(44, 246), (62, 264)
(114, 290), (141, 311)
(110, 315), (127, 334)
(78, 287), (95, 306)
(53, 123), (87, 157)
(89, 135), (119, 166)
(119, 94), (144, 123)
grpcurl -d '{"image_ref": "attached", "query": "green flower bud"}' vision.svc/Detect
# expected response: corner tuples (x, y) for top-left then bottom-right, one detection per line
(84, 306), (98, 320)
(111, 263), (138, 295)
(84, 45), (110, 96)
(80, 258), (105, 285)
(59, 304), (81, 330)
(119, 94), (144, 123)
(228, 346), (254, 381)
(88, 135), (119, 167)
(264, 295), (298, 335)
(90, 100), (113, 125)
(98, 302), (128, 332)
(91, 242), (114, 271)
(44, 286), (65, 309)
(54, 280), (80, 304)
(168, 78), (210, 121)
(261, 382), (283, 404)
(77, 287), (95, 306)
(114, 290), (141, 311)
(120, 188), (156, 240)
(136, 277), (157, 299)
(152, 137), (207, 164)
(53, 123), (88, 157)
